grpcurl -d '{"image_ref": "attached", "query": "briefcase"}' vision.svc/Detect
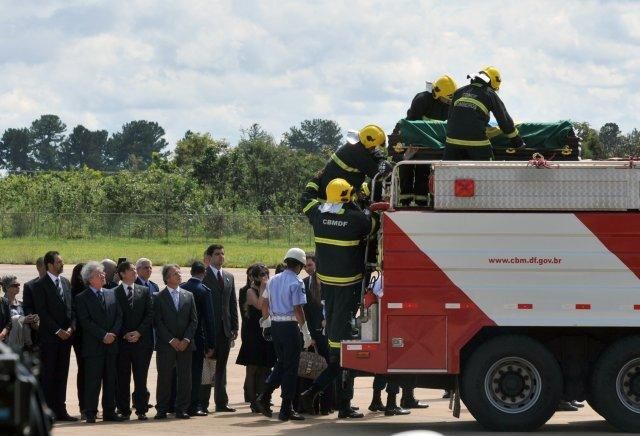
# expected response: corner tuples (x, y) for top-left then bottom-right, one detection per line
(201, 357), (216, 385)
(298, 348), (327, 380)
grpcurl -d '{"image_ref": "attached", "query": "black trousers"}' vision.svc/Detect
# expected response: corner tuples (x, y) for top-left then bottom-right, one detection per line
(116, 343), (152, 415)
(212, 334), (230, 408)
(83, 353), (117, 417)
(373, 375), (400, 395)
(156, 350), (192, 414)
(399, 160), (431, 205)
(265, 321), (302, 402)
(443, 144), (494, 160)
(312, 283), (357, 411)
(189, 348), (204, 412)
(72, 340), (85, 413)
(245, 365), (270, 402)
(40, 339), (72, 417)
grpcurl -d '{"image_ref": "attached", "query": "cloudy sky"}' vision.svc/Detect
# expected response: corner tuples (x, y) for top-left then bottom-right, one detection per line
(1, 0), (639, 148)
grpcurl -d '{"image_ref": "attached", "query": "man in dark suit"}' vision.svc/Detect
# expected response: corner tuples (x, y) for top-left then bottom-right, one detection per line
(22, 256), (45, 316)
(202, 244), (238, 413)
(153, 264), (198, 420)
(75, 261), (125, 423)
(113, 261), (154, 420)
(32, 251), (78, 421)
(181, 261), (215, 416)
(135, 258), (160, 295)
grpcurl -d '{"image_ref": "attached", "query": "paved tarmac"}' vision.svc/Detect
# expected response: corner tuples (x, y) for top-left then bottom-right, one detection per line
(0, 264), (619, 435)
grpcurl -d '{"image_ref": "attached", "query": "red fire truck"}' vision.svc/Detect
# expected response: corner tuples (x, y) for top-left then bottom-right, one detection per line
(342, 159), (640, 432)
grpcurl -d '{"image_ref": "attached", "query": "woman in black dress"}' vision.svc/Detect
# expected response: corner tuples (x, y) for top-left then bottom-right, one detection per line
(236, 264), (276, 412)
(70, 263), (86, 418)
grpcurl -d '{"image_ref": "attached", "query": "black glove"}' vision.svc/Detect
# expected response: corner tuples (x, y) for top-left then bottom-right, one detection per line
(378, 160), (393, 175)
(510, 136), (525, 149)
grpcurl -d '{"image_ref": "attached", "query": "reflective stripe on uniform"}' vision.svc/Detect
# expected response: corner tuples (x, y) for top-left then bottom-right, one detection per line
(399, 194), (414, 200)
(368, 215), (378, 236)
(306, 181), (319, 190)
(314, 237), (360, 247)
(303, 199), (319, 214)
(331, 153), (360, 173)
(328, 339), (341, 349)
(317, 272), (363, 286)
(446, 136), (492, 147)
(454, 97), (489, 116)
(506, 128), (520, 139)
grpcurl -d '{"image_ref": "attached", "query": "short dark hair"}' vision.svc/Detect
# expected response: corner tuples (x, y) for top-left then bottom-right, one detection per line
(205, 244), (224, 257)
(190, 261), (206, 276)
(275, 262), (287, 274)
(35, 257), (45, 268)
(43, 251), (60, 268)
(285, 258), (304, 269)
(117, 261), (134, 278)
(305, 252), (316, 262)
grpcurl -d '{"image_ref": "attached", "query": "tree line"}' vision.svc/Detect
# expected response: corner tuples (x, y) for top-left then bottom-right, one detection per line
(0, 115), (638, 218)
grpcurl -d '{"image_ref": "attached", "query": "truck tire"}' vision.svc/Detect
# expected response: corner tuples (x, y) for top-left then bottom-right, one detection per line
(460, 335), (562, 431)
(589, 336), (640, 433)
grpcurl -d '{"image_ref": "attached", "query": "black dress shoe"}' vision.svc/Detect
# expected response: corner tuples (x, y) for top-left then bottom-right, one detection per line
(154, 412), (168, 420)
(137, 414), (148, 420)
(57, 414), (79, 422)
(176, 412), (191, 419)
(103, 414), (127, 422)
(400, 399), (429, 409)
(571, 400), (585, 408)
(351, 405), (360, 411)
(557, 401), (579, 412)
(187, 409), (207, 417)
(442, 390), (451, 399)
(215, 405), (236, 412)
(85, 415), (96, 424)
(384, 406), (411, 416)
(338, 409), (364, 419)
(279, 410), (305, 421)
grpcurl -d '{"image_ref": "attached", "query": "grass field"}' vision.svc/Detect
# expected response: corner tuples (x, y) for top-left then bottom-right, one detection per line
(0, 237), (314, 267)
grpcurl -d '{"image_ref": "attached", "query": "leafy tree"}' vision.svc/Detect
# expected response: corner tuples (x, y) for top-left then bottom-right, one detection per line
(174, 131), (228, 168)
(60, 125), (108, 170)
(572, 122), (604, 160)
(0, 128), (35, 171)
(282, 119), (343, 153)
(599, 122), (622, 158)
(30, 115), (67, 169)
(106, 120), (169, 170)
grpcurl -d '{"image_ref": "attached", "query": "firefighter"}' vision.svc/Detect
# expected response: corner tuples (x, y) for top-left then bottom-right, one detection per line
(399, 74), (458, 206)
(444, 66), (524, 160)
(304, 124), (392, 202)
(299, 178), (378, 419)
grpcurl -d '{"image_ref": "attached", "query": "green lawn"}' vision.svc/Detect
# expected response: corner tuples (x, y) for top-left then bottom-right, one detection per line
(0, 237), (314, 268)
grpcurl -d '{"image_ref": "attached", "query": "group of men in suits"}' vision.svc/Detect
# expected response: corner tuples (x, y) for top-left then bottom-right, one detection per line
(28, 244), (239, 424)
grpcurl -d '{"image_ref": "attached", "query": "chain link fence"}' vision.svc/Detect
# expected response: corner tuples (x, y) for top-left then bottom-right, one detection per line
(0, 212), (314, 245)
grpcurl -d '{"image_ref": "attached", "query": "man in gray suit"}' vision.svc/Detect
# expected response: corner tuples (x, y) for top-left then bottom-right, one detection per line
(75, 261), (124, 423)
(153, 264), (198, 420)
(202, 244), (238, 412)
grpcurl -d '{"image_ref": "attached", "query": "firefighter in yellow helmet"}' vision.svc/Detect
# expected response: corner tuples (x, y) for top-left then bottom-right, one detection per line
(398, 74), (457, 206)
(299, 178), (379, 419)
(444, 66), (524, 160)
(302, 124), (392, 208)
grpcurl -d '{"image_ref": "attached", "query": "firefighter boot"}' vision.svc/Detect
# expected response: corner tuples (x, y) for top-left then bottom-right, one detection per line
(384, 394), (411, 416)
(368, 388), (384, 412)
(255, 389), (274, 418)
(300, 384), (323, 414)
(400, 388), (429, 409)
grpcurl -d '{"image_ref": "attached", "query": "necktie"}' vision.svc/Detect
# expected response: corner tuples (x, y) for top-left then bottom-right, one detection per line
(217, 271), (224, 289)
(55, 278), (65, 302)
(171, 290), (179, 310)
(127, 286), (134, 303)
(97, 290), (105, 309)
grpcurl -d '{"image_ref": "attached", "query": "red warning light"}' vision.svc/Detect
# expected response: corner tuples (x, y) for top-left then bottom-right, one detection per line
(454, 179), (475, 197)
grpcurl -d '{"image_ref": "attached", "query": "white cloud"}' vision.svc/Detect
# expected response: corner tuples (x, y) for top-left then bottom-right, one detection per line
(0, 0), (638, 146)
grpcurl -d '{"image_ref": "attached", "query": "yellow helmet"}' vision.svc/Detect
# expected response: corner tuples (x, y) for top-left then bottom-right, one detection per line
(480, 66), (501, 91)
(433, 75), (457, 102)
(326, 178), (354, 203)
(358, 124), (386, 149)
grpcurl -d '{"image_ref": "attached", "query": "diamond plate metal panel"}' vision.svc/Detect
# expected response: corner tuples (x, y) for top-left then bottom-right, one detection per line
(432, 162), (640, 211)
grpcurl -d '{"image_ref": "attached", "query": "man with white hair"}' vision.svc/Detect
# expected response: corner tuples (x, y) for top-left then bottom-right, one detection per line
(101, 259), (119, 289)
(135, 258), (160, 295)
(75, 261), (124, 423)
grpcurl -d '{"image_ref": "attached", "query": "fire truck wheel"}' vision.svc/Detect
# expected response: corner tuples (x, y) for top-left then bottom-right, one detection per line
(460, 335), (562, 431)
(589, 336), (640, 433)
